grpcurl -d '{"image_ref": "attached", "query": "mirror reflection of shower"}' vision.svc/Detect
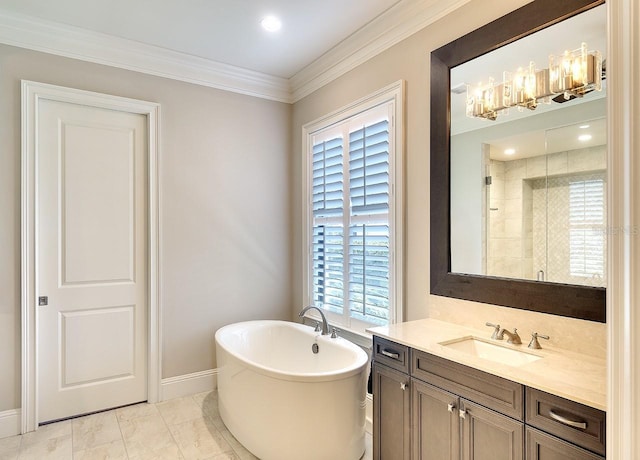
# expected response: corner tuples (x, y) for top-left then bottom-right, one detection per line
(484, 118), (606, 288)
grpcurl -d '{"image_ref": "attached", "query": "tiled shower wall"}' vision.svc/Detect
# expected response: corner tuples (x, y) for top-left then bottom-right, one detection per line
(487, 145), (606, 281)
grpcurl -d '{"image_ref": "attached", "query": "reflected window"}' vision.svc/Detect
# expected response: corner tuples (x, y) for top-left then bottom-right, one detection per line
(569, 176), (605, 279)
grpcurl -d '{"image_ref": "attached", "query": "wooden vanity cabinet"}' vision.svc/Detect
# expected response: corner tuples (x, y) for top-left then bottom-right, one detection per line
(526, 427), (604, 460)
(411, 349), (524, 460)
(372, 337), (411, 460)
(372, 336), (605, 460)
(412, 380), (524, 460)
(460, 399), (524, 460)
(372, 363), (411, 460)
(373, 337), (525, 460)
(411, 379), (459, 460)
(525, 388), (605, 457)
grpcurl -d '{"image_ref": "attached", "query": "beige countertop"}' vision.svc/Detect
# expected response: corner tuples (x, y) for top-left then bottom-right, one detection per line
(368, 318), (606, 411)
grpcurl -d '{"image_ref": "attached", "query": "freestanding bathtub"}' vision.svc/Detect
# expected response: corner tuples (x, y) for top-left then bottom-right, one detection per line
(215, 320), (369, 460)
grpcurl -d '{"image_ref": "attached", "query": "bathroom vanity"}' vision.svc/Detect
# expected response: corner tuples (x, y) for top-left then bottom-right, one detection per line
(386, 0), (608, 457)
(369, 319), (606, 460)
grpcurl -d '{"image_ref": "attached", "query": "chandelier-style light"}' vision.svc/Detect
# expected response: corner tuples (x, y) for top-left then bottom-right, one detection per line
(466, 43), (602, 121)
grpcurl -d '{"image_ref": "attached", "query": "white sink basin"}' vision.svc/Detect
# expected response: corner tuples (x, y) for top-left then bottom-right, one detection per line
(440, 336), (542, 366)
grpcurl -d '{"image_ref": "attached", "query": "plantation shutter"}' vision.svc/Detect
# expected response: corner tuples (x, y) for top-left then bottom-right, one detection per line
(349, 120), (390, 216)
(348, 120), (390, 324)
(569, 176), (605, 278)
(311, 137), (344, 312)
(312, 137), (343, 218)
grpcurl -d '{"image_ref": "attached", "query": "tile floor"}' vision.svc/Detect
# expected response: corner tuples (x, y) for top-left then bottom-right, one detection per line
(0, 391), (373, 460)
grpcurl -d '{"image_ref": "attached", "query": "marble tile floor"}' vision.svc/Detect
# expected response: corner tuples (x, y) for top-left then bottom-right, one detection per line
(0, 391), (373, 460)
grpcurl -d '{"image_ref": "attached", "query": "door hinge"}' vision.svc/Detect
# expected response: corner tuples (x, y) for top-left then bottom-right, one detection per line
(38, 296), (48, 306)
(485, 175), (492, 185)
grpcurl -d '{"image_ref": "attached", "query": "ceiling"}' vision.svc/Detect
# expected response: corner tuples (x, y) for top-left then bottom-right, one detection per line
(0, 0), (404, 78)
(0, 0), (472, 101)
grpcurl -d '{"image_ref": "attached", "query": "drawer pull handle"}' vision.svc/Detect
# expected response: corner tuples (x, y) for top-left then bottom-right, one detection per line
(549, 410), (588, 430)
(381, 349), (400, 360)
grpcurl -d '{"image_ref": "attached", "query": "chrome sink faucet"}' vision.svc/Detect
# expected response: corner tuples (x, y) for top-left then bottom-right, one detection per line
(498, 328), (522, 345)
(299, 306), (330, 336)
(486, 322), (522, 344)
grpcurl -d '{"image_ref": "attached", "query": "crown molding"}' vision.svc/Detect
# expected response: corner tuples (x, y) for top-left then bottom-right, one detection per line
(289, 0), (471, 102)
(0, 0), (470, 104)
(0, 10), (292, 103)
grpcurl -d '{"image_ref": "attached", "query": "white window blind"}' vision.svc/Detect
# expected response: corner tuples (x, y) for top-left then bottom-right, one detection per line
(311, 137), (344, 314)
(569, 176), (605, 278)
(348, 120), (390, 325)
(310, 108), (393, 327)
(303, 82), (404, 332)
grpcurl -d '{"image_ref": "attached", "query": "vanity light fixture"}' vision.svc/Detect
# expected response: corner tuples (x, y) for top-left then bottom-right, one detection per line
(466, 42), (602, 121)
(261, 15), (282, 32)
(504, 148), (516, 155)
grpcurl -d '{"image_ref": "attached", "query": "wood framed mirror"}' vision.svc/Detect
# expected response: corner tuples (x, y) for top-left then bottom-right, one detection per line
(430, 0), (606, 322)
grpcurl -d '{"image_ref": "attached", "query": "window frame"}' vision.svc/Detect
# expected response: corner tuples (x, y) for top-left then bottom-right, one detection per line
(301, 81), (405, 333)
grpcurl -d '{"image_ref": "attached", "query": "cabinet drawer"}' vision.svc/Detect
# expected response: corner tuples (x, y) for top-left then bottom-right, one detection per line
(526, 388), (605, 456)
(412, 349), (523, 420)
(526, 427), (604, 460)
(373, 336), (410, 374)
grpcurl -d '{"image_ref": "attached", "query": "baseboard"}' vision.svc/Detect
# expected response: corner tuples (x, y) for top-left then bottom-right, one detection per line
(366, 394), (373, 434)
(0, 371), (219, 438)
(160, 369), (218, 401)
(0, 409), (21, 439)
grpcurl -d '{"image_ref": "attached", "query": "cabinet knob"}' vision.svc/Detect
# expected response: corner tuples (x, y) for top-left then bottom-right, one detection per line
(400, 382), (408, 391)
(459, 409), (466, 419)
(447, 403), (456, 413)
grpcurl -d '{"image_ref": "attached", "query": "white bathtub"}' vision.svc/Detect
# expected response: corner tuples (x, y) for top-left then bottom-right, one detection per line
(215, 320), (369, 460)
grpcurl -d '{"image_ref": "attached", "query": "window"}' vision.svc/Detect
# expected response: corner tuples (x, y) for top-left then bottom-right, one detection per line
(569, 175), (606, 281)
(302, 82), (404, 332)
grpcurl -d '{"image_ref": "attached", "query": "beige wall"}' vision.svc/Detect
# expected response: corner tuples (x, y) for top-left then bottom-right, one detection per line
(291, 0), (606, 353)
(0, 45), (292, 411)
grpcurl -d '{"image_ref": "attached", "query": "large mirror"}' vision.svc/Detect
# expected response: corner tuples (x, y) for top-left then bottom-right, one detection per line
(430, 0), (606, 322)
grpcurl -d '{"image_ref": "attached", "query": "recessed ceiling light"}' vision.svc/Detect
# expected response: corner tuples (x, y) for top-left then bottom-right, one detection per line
(261, 15), (281, 32)
(504, 148), (516, 155)
(578, 134), (592, 142)
(579, 124), (590, 129)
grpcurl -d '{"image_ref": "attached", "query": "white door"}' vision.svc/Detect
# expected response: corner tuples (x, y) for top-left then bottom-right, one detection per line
(36, 98), (148, 423)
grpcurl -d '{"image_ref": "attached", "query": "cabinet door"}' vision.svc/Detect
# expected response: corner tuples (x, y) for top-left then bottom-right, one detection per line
(526, 427), (604, 460)
(461, 399), (524, 460)
(412, 379), (459, 460)
(373, 363), (411, 460)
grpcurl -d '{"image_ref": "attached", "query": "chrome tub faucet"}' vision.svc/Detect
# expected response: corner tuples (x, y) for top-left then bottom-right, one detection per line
(299, 306), (330, 336)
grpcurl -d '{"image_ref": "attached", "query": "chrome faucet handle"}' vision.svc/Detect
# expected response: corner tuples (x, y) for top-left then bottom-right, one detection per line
(331, 328), (339, 339)
(486, 322), (501, 339)
(314, 322), (321, 332)
(528, 332), (550, 349)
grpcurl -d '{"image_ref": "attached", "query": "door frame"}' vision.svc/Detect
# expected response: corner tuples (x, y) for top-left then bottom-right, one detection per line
(20, 80), (161, 433)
